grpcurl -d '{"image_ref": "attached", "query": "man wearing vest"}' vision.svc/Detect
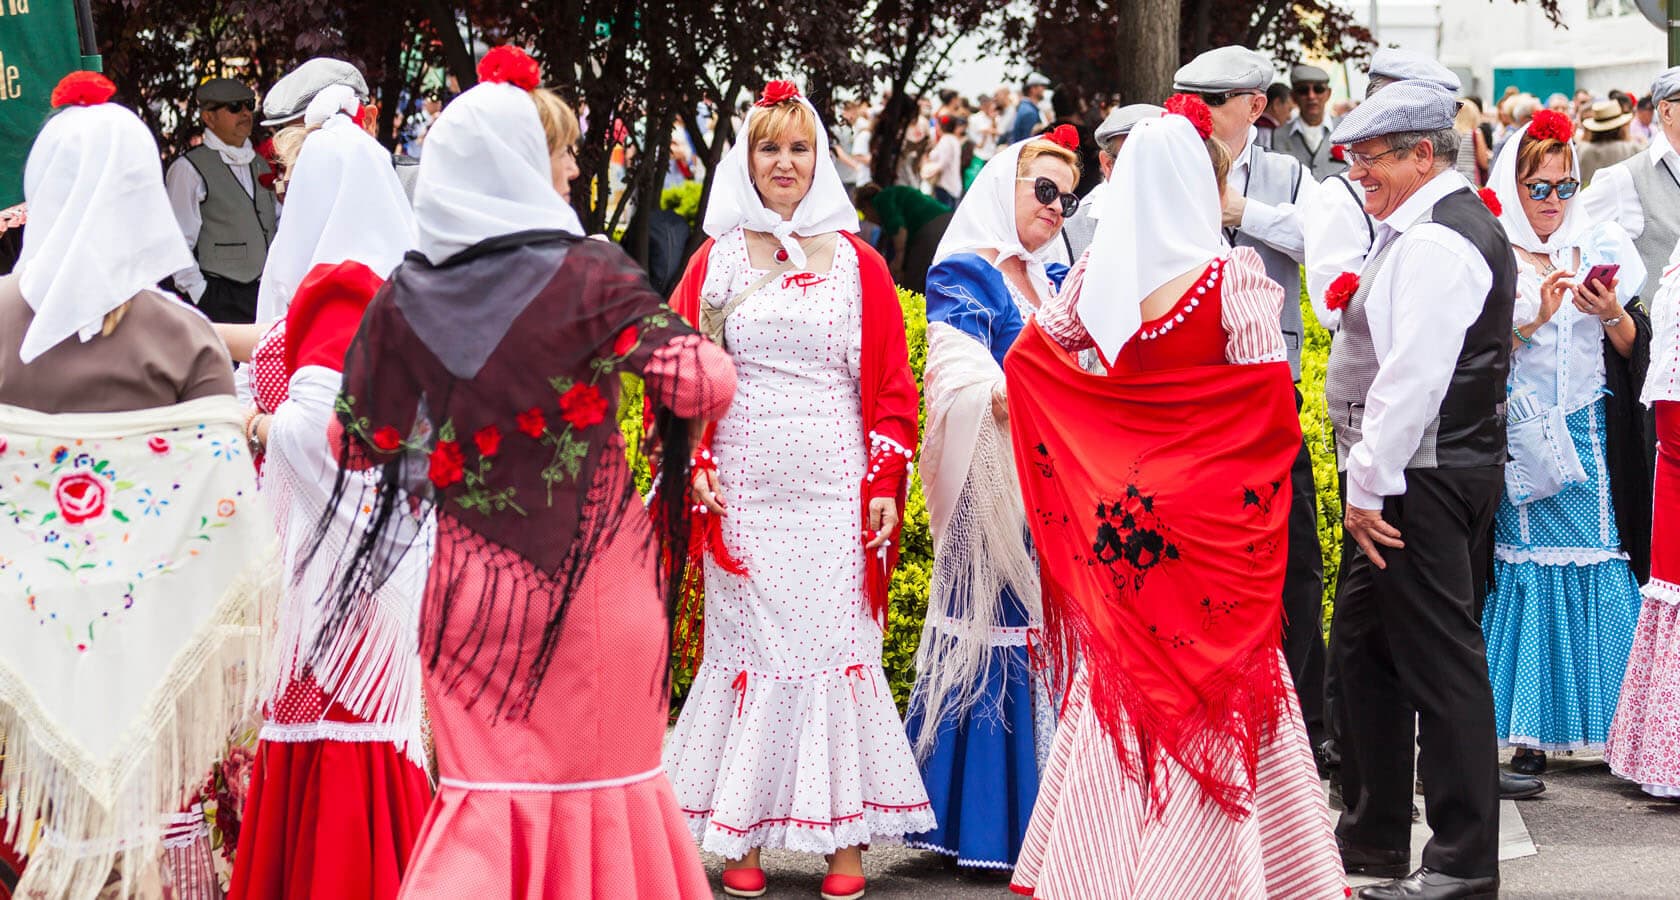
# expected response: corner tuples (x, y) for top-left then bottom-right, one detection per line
(1276, 64), (1346, 181)
(1173, 46), (1331, 769)
(1580, 65), (1680, 285)
(1325, 82), (1515, 900)
(165, 78), (277, 324)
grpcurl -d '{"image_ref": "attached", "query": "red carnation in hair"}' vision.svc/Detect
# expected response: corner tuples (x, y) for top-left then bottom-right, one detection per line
(1042, 124), (1080, 152)
(1527, 109), (1573, 145)
(51, 71), (116, 109)
(1478, 186), (1503, 217)
(1325, 272), (1360, 312)
(477, 45), (541, 91)
(757, 80), (800, 107)
(1164, 93), (1214, 141)
(1330, 144), (1346, 162)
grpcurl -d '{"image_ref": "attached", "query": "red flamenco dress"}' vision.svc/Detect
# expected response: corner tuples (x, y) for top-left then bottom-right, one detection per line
(230, 260), (434, 900)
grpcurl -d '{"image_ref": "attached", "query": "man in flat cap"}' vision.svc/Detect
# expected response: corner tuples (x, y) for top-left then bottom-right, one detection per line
(1324, 80), (1514, 900)
(164, 78), (276, 323)
(1175, 46), (1330, 767)
(1061, 103), (1162, 259)
(1581, 66), (1680, 283)
(1275, 64), (1345, 180)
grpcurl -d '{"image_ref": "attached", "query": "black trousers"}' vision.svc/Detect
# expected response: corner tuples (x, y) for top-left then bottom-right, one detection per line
(1283, 391), (1327, 750)
(1331, 465), (1502, 879)
(197, 274), (260, 324)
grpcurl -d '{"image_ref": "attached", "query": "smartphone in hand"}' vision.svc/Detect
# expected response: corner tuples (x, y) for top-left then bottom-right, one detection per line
(1583, 263), (1620, 292)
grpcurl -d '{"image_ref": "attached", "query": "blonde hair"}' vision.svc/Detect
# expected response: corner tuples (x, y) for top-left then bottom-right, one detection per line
(745, 99), (817, 149)
(531, 87), (580, 154)
(1207, 136), (1233, 198)
(1016, 140), (1082, 180)
(269, 122), (319, 197)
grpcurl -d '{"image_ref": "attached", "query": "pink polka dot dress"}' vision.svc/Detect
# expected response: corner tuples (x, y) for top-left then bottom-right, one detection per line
(663, 228), (935, 859)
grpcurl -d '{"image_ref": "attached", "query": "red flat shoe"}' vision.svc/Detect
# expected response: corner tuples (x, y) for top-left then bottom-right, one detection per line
(821, 873), (867, 900)
(721, 867), (767, 898)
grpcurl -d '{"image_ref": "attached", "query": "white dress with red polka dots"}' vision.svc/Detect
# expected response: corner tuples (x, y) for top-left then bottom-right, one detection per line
(663, 227), (935, 859)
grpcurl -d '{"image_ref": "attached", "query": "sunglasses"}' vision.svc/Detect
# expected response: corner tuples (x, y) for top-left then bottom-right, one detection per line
(210, 100), (254, 114)
(1293, 84), (1331, 96)
(1199, 90), (1260, 107)
(1523, 179), (1580, 201)
(1018, 176), (1079, 217)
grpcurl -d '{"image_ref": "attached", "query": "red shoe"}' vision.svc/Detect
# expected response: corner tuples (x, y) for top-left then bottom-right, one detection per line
(821, 873), (867, 900)
(721, 867), (767, 898)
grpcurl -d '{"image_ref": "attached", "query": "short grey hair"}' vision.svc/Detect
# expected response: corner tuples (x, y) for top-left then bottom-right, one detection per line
(1099, 136), (1124, 159)
(1388, 128), (1460, 168)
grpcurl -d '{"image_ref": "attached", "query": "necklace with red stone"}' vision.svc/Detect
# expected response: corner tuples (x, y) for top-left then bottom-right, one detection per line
(751, 229), (794, 264)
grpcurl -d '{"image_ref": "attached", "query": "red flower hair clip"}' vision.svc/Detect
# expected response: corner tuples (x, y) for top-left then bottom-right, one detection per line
(1042, 124), (1080, 152)
(1527, 109), (1573, 145)
(757, 80), (800, 107)
(1330, 144), (1346, 162)
(1325, 272), (1359, 312)
(477, 46), (541, 91)
(1478, 187), (1503, 217)
(51, 71), (117, 109)
(1164, 93), (1214, 141)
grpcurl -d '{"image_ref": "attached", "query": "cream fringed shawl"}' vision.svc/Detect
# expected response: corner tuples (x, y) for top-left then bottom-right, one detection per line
(0, 396), (275, 899)
(910, 322), (1042, 759)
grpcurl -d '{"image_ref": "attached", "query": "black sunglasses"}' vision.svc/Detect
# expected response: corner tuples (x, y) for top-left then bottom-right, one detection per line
(1524, 179), (1580, 201)
(1293, 83), (1331, 96)
(1199, 90), (1259, 108)
(210, 100), (254, 114)
(1018, 176), (1079, 217)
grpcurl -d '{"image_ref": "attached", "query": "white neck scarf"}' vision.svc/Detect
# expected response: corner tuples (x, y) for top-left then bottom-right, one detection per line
(254, 88), (417, 322)
(15, 103), (195, 364)
(413, 82), (583, 265)
(1079, 115), (1224, 362)
(1487, 120), (1588, 255)
(932, 142), (1054, 302)
(202, 128), (256, 166)
(701, 95), (858, 269)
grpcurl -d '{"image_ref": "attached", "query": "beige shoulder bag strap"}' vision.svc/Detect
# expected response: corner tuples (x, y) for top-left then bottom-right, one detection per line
(700, 233), (838, 349)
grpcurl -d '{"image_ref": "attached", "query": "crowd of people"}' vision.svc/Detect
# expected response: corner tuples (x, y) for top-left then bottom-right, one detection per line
(1, 36), (1680, 900)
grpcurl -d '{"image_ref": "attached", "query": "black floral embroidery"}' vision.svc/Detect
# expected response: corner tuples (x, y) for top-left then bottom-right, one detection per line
(1088, 481), (1179, 591)
(1200, 595), (1241, 631)
(1241, 479), (1285, 517)
(1033, 442), (1055, 479)
(1148, 624), (1196, 649)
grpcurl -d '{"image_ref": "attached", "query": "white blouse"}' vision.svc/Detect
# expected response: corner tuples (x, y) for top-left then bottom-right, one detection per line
(1644, 245), (1680, 407)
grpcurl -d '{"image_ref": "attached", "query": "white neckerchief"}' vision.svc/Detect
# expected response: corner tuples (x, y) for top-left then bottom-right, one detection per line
(15, 103), (195, 364)
(254, 88), (416, 323)
(701, 95), (858, 269)
(1079, 115), (1224, 362)
(203, 128), (256, 166)
(414, 82), (584, 265)
(932, 142), (1053, 302)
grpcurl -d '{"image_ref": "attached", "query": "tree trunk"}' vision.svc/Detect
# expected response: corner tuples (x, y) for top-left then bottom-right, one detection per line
(420, 0), (477, 91)
(1114, 0), (1181, 104)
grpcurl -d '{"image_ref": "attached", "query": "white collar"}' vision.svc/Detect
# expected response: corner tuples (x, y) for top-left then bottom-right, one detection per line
(1644, 128), (1677, 167)
(1378, 169), (1471, 234)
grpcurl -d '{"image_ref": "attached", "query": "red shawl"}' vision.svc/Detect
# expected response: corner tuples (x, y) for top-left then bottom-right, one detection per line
(668, 231), (918, 640)
(1005, 320), (1301, 820)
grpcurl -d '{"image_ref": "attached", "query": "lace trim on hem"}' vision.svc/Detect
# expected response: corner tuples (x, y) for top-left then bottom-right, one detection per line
(1493, 544), (1629, 566)
(259, 720), (411, 744)
(905, 840), (1016, 870)
(1502, 737), (1603, 752)
(922, 616), (1036, 647)
(686, 803), (936, 858)
(1643, 578), (1680, 605)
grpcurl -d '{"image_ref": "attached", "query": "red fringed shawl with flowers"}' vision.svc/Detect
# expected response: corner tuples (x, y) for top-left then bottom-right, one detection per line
(667, 232), (919, 660)
(1004, 319), (1301, 821)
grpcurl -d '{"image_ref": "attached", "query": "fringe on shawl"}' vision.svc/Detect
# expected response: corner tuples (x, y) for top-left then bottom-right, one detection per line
(1, 548), (276, 900)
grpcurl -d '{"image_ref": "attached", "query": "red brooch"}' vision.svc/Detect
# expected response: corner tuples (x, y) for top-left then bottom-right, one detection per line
(1478, 187), (1503, 217)
(51, 71), (117, 108)
(1330, 144), (1346, 162)
(1042, 124), (1080, 152)
(1325, 272), (1359, 312)
(1527, 109), (1573, 145)
(477, 45), (541, 91)
(1164, 93), (1214, 141)
(757, 80), (800, 107)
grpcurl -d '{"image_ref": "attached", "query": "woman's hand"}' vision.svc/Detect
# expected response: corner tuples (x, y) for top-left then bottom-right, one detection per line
(991, 384), (1009, 423)
(865, 497), (900, 550)
(1572, 275), (1621, 320)
(1520, 268), (1573, 339)
(691, 466), (726, 516)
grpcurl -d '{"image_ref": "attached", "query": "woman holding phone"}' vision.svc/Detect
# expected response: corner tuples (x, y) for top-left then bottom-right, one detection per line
(1480, 109), (1652, 776)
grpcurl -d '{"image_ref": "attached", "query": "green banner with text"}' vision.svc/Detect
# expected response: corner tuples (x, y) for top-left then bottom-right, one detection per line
(0, 1), (87, 208)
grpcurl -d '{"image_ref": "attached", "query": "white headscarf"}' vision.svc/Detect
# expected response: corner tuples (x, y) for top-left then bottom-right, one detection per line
(413, 82), (584, 265)
(1487, 119), (1588, 255)
(701, 94), (857, 269)
(15, 103), (195, 364)
(255, 86), (417, 322)
(1079, 115), (1223, 362)
(932, 141), (1055, 302)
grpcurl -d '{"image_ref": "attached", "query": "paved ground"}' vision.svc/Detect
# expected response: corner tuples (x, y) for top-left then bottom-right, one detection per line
(698, 755), (1680, 898)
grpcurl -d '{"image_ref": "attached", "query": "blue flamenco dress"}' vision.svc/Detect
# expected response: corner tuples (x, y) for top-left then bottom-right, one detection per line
(904, 252), (1061, 869)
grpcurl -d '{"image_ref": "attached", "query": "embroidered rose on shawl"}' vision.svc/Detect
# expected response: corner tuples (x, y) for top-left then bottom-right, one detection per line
(474, 425), (503, 458)
(1478, 187), (1503, 217)
(147, 436), (170, 455)
(216, 499), (237, 518)
(516, 407), (547, 438)
(371, 426), (403, 453)
(1331, 144), (1346, 162)
(757, 80), (800, 107)
(1325, 272), (1359, 312)
(612, 324), (640, 358)
(428, 440), (466, 488)
(0, 436), (8, 454)
(54, 472), (108, 525)
(559, 383), (607, 429)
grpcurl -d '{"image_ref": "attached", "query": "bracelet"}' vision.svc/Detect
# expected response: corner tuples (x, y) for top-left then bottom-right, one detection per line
(1512, 327), (1533, 346)
(244, 413), (266, 457)
(1601, 313), (1626, 329)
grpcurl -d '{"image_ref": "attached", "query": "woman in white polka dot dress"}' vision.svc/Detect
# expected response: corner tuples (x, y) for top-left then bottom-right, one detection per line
(664, 81), (932, 900)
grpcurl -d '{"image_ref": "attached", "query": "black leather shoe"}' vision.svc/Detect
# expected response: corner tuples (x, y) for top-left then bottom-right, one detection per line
(1509, 750), (1547, 775)
(1499, 770), (1545, 800)
(1357, 867), (1499, 899)
(1338, 840), (1410, 879)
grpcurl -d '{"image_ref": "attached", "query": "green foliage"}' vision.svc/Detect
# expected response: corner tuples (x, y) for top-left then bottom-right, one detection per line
(882, 288), (932, 710)
(660, 181), (705, 227)
(1298, 284), (1342, 633)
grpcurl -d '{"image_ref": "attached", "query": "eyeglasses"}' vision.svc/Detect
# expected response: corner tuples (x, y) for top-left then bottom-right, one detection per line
(1293, 84), (1331, 96)
(1523, 179), (1580, 201)
(1344, 145), (1408, 168)
(210, 100), (254, 114)
(1198, 90), (1261, 108)
(1018, 176), (1080, 217)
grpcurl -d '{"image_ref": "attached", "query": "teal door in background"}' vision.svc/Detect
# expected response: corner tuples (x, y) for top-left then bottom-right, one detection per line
(1494, 67), (1577, 102)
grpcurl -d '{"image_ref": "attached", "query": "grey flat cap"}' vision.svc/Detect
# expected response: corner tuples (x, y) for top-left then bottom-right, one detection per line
(1331, 80), (1459, 145)
(1368, 49), (1461, 94)
(261, 58), (370, 126)
(1025, 72), (1052, 88)
(1095, 104), (1165, 145)
(1291, 63), (1331, 85)
(1651, 66), (1680, 104)
(1174, 46), (1274, 93)
(196, 78), (255, 106)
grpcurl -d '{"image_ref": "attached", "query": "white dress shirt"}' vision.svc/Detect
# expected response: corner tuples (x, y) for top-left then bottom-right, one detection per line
(1345, 169), (1493, 511)
(1577, 128), (1678, 241)
(1302, 172), (1375, 331)
(164, 133), (259, 301)
(1229, 129), (1312, 263)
